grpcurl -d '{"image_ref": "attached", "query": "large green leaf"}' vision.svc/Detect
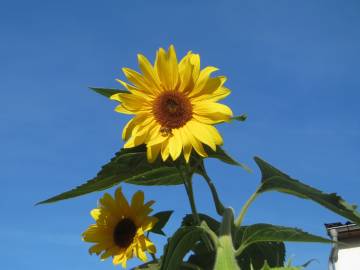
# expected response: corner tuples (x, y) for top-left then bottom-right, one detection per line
(254, 157), (360, 225)
(89, 87), (128, 98)
(238, 242), (285, 270)
(257, 261), (302, 270)
(184, 215), (287, 270)
(160, 225), (211, 270)
(151, 211), (173, 236)
(37, 146), (183, 204)
(235, 223), (331, 255)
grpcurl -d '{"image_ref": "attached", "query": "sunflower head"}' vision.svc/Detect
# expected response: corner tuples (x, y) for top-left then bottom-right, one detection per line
(82, 188), (158, 268)
(111, 45), (233, 163)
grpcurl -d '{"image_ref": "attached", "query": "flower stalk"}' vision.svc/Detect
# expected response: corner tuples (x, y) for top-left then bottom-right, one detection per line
(235, 188), (259, 227)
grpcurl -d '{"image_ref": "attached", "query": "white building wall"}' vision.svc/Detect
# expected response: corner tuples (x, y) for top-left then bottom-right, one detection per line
(334, 245), (360, 270)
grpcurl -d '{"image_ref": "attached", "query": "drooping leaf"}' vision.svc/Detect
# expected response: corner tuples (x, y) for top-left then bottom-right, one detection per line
(37, 146), (183, 204)
(89, 87), (128, 98)
(231, 113), (248, 122)
(182, 213), (220, 233)
(238, 242), (286, 270)
(151, 211), (173, 236)
(187, 244), (215, 270)
(204, 146), (252, 173)
(254, 157), (360, 225)
(160, 225), (212, 270)
(235, 223), (331, 252)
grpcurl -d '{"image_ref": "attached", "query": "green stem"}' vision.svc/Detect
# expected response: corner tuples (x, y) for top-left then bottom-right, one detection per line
(234, 189), (259, 227)
(184, 176), (201, 225)
(214, 208), (240, 270)
(219, 208), (234, 236)
(150, 253), (157, 262)
(200, 165), (225, 216)
(177, 162), (200, 225)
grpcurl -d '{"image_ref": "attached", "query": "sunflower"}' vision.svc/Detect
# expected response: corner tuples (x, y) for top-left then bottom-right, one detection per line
(111, 45), (233, 163)
(82, 188), (158, 268)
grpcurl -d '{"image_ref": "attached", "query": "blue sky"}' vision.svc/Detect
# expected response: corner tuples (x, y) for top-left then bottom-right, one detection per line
(1, 0), (360, 269)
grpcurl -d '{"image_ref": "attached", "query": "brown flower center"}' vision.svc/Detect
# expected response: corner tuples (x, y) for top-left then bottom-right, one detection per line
(113, 218), (137, 248)
(153, 91), (192, 133)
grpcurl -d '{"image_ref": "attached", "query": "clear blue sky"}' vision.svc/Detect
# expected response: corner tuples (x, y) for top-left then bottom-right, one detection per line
(1, 0), (359, 269)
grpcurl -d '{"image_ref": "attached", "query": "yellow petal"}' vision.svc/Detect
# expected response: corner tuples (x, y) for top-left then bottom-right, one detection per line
(190, 66), (219, 98)
(193, 101), (233, 123)
(136, 246), (148, 262)
(190, 76), (227, 100)
(89, 242), (108, 255)
(155, 45), (179, 90)
(137, 54), (162, 93)
(146, 143), (162, 163)
(187, 120), (216, 151)
(178, 52), (195, 93)
(190, 53), (200, 82)
(82, 225), (112, 242)
(110, 92), (151, 112)
(205, 124), (223, 145)
(146, 124), (168, 146)
(131, 191), (145, 212)
(141, 216), (158, 232)
(122, 67), (155, 96)
(160, 138), (170, 161)
(90, 209), (101, 221)
(114, 104), (134, 115)
(169, 129), (182, 160)
(178, 127), (192, 162)
(183, 123), (207, 157)
(115, 188), (130, 210)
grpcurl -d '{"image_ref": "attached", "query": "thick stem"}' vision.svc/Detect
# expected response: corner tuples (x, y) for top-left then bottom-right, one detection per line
(214, 208), (240, 270)
(234, 189), (259, 227)
(200, 165), (225, 216)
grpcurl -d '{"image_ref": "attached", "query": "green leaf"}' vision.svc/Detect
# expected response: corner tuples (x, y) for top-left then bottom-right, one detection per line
(258, 261), (303, 270)
(37, 146), (183, 204)
(150, 211), (173, 236)
(231, 113), (248, 122)
(205, 146), (252, 173)
(160, 225), (210, 270)
(89, 87), (128, 98)
(254, 157), (360, 225)
(238, 242), (285, 270)
(235, 223), (331, 254)
(182, 213), (220, 233)
(132, 262), (160, 270)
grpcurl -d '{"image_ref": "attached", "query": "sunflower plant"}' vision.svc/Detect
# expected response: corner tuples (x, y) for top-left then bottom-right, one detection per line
(38, 46), (360, 270)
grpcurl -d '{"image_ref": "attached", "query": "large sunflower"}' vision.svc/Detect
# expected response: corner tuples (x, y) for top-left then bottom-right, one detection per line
(111, 45), (233, 162)
(82, 188), (158, 268)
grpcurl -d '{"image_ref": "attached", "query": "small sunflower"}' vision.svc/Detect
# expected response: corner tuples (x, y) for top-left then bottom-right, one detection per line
(111, 45), (233, 162)
(82, 188), (158, 268)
